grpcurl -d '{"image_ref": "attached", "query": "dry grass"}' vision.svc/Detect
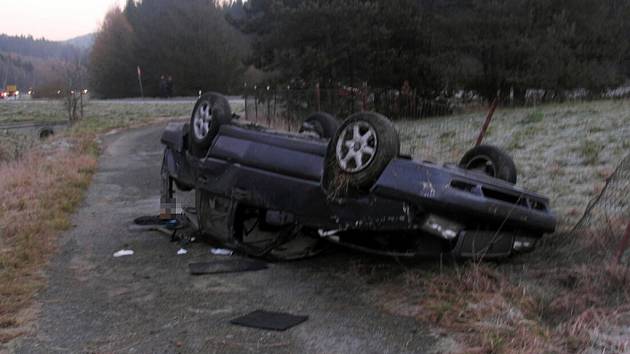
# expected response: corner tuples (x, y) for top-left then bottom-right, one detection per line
(403, 264), (555, 353)
(0, 99), (193, 124)
(387, 258), (630, 353)
(361, 99), (630, 352)
(370, 206), (630, 351)
(0, 134), (98, 343)
(0, 133), (37, 162)
(0, 99), (197, 344)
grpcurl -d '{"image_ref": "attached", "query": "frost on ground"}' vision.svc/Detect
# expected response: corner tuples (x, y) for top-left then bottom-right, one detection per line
(376, 99), (630, 352)
(397, 99), (630, 230)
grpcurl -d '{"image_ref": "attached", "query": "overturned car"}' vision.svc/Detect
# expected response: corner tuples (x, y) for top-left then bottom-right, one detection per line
(160, 93), (556, 260)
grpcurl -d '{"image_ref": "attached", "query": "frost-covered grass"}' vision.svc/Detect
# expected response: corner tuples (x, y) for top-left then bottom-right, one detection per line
(397, 99), (630, 229)
(378, 99), (630, 352)
(0, 99), (193, 125)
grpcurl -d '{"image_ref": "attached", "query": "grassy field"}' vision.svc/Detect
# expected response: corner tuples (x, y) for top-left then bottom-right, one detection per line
(382, 99), (630, 352)
(398, 99), (630, 230)
(0, 99), (194, 124)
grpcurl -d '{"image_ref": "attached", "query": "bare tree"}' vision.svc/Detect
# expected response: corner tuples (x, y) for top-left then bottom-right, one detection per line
(60, 56), (88, 123)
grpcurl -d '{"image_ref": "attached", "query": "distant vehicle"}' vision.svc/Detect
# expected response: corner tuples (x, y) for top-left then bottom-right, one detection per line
(4, 85), (19, 99)
(161, 92), (556, 260)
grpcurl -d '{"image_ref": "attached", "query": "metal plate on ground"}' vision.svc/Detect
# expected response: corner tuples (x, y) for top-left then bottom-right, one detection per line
(230, 310), (308, 331)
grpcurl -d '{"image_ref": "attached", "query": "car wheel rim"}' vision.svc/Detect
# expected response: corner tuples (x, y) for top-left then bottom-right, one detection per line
(193, 101), (213, 140)
(336, 121), (378, 173)
(466, 155), (496, 177)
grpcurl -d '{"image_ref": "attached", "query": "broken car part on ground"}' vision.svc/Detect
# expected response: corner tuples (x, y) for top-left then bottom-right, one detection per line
(160, 92), (556, 260)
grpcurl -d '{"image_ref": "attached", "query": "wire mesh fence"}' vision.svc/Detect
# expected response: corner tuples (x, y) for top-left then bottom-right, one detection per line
(568, 154), (630, 262)
(240, 87), (453, 132)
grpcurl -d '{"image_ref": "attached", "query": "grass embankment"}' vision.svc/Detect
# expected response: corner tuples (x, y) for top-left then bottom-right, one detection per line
(371, 99), (630, 352)
(0, 99), (194, 124)
(0, 99), (191, 343)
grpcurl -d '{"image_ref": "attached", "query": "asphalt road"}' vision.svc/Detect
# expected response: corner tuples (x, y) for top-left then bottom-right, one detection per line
(10, 123), (439, 354)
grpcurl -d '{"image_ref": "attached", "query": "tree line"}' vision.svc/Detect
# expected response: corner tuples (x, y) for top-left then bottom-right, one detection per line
(240, 0), (630, 102)
(89, 0), (247, 98)
(89, 0), (630, 101)
(0, 35), (87, 94)
(0, 34), (82, 62)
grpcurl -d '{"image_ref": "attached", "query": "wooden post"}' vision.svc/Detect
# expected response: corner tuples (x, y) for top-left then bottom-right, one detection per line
(361, 82), (368, 111)
(244, 82), (248, 121)
(615, 222), (630, 265)
(267, 86), (271, 126)
(315, 82), (321, 111)
(476, 98), (499, 146)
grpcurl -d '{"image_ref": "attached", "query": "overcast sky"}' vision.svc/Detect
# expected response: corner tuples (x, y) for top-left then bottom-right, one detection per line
(0, 0), (125, 41)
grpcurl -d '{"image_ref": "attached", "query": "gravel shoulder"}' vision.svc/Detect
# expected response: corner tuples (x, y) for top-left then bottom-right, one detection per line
(8, 123), (439, 354)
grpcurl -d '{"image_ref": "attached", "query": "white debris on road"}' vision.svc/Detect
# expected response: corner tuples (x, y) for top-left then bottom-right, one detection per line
(177, 248), (188, 255)
(210, 248), (233, 256)
(113, 249), (134, 257)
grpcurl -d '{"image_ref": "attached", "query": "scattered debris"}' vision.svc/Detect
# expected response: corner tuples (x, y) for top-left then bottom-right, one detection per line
(210, 248), (233, 256)
(113, 249), (134, 257)
(230, 310), (308, 331)
(163, 219), (179, 230)
(177, 248), (188, 255)
(172, 229), (199, 244)
(129, 215), (190, 235)
(133, 215), (163, 225)
(188, 259), (267, 275)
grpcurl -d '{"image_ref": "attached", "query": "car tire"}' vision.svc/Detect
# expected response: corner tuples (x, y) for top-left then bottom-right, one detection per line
(323, 112), (399, 197)
(299, 112), (339, 139)
(459, 145), (517, 184)
(189, 92), (232, 157)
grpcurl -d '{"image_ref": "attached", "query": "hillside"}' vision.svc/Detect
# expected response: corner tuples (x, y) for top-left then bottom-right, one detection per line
(63, 33), (95, 50)
(0, 34), (82, 61)
(0, 33), (91, 95)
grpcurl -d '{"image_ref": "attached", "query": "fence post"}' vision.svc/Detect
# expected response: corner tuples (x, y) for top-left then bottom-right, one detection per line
(265, 86), (270, 126)
(244, 82), (248, 120)
(254, 86), (258, 121)
(475, 98), (499, 146)
(615, 222), (630, 265)
(315, 82), (321, 112)
(361, 82), (368, 111)
(273, 89), (277, 121)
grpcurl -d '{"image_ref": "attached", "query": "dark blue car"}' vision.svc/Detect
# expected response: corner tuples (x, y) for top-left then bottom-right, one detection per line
(161, 93), (556, 260)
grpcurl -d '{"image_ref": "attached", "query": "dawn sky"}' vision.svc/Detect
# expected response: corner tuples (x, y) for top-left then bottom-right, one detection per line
(0, 0), (125, 41)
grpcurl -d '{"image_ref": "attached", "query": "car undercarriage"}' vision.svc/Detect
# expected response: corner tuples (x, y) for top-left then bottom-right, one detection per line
(160, 92), (556, 260)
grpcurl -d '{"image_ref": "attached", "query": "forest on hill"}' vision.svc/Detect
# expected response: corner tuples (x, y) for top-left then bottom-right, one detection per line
(0, 34), (89, 96)
(2, 0), (630, 100)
